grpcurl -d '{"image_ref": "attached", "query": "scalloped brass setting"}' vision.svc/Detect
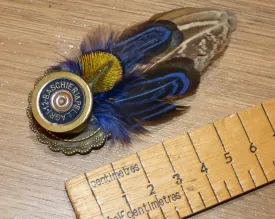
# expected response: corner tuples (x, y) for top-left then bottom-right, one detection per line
(27, 70), (108, 155)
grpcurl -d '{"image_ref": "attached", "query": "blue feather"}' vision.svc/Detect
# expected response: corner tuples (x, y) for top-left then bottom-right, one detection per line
(55, 28), (117, 74)
(50, 23), (199, 143)
(58, 59), (80, 74)
(92, 102), (132, 143)
(92, 58), (200, 142)
(55, 21), (183, 77)
(80, 28), (116, 53)
(114, 73), (190, 105)
(113, 20), (183, 74)
(141, 103), (176, 120)
(92, 98), (146, 143)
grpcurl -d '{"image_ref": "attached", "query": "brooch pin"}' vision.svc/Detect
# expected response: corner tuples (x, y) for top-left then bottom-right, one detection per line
(27, 7), (237, 155)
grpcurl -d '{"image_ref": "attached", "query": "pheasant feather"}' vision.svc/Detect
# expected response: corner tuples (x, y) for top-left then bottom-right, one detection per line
(48, 8), (237, 143)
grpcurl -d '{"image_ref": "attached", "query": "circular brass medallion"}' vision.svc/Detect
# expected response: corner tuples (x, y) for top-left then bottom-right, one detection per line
(31, 72), (92, 133)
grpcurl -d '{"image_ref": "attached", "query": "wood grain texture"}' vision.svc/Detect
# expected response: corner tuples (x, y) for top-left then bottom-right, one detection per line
(66, 99), (275, 219)
(0, 0), (274, 218)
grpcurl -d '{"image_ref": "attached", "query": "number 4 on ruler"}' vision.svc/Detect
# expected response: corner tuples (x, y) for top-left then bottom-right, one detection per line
(66, 98), (275, 219)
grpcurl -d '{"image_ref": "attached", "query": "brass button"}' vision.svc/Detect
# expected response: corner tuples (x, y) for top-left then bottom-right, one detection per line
(31, 72), (92, 133)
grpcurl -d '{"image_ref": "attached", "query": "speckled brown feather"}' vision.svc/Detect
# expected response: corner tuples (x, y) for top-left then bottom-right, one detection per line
(148, 8), (238, 72)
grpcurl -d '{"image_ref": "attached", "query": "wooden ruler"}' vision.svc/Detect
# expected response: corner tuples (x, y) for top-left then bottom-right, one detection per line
(66, 98), (275, 219)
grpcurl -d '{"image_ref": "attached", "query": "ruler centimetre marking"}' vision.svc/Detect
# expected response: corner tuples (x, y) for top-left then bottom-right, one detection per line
(66, 98), (275, 219)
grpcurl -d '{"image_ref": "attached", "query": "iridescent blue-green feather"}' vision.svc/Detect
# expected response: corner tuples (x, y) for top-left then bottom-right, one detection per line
(92, 58), (200, 142)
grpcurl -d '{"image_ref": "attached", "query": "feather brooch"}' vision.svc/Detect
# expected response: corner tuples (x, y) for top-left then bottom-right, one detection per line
(27, 7), (237, 155)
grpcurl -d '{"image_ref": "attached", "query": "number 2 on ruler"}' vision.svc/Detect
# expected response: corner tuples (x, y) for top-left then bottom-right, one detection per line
(147, 184), (156, 196)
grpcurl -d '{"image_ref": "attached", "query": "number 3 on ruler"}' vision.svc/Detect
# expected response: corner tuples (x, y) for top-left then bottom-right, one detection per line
(173, 173), (183, 185)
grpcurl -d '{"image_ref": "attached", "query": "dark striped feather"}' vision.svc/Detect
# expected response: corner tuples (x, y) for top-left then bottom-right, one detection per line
(111, 57), (200, 120)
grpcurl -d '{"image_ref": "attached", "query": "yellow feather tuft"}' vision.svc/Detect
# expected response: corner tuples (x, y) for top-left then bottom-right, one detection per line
(79, 51), (123, 93)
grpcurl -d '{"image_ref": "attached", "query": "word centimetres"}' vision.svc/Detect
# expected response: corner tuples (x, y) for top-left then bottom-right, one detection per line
(66, 98), (275, 219)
